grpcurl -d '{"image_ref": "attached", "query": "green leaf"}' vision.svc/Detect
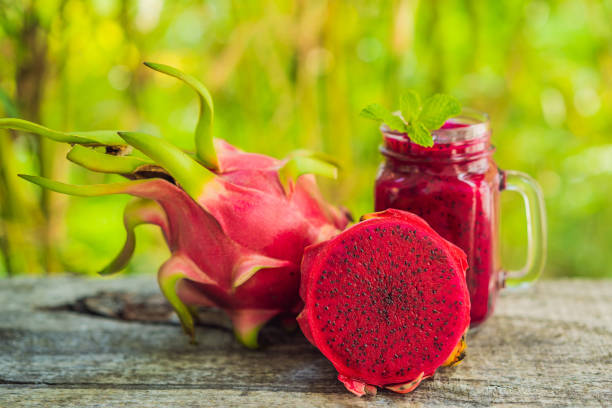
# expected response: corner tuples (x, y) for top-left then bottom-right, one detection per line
(67, 145), (154, 174)
(360, 103), (406, 132)
(118, 131), (214, 200)
(144, 62), (218, 170)
(362, 91), (461, 148)
(408, 122), (434, 147)
(0, 118), (126, 146)
(400, 91), (422, 123)
(419, 94), (461, 130)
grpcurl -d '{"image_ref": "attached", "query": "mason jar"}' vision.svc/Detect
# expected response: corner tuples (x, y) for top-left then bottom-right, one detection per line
(374, 109), (546, 326)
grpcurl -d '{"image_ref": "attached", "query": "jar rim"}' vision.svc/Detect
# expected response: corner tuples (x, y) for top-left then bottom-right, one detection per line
(380, 108), (490, 144)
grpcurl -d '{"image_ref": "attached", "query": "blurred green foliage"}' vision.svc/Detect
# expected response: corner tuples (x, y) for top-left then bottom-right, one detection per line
(0, 0), (611, 278)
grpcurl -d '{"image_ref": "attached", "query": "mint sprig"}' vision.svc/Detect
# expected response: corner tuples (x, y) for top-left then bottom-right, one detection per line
(360, 91), (461, 147)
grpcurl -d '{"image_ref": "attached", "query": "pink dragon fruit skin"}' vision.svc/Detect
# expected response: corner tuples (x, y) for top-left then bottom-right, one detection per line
(203, 139), (348, 264)
(5, 62), (349, 348)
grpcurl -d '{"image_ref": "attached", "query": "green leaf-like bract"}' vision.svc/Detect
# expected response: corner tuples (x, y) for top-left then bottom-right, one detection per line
(157, 255), (197, 340)
(0, 118), (126, 146)
(144, 62), (218, 170)
(67, 145), (153, 174)
(279, 151), (338, 192)
(117, 131), (214, 200)
(18, 174), (151, 196)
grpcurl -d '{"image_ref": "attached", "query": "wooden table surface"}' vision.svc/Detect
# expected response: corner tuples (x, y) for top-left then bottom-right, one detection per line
(0, 277), (610, 407)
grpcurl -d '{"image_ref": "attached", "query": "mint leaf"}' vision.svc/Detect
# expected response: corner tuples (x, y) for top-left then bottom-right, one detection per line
(408, 122), (434, 147)
(419, 94), (461, 130)
(400, 91), (421, 123)
(361, 91), (461, 148)
(360, 103), (406, 132)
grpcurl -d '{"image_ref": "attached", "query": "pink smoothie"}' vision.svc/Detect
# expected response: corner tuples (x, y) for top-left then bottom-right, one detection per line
(374, 120), (503, 326)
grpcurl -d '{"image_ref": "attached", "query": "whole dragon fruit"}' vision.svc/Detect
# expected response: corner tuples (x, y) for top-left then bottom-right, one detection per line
(1, 63), (349, 348)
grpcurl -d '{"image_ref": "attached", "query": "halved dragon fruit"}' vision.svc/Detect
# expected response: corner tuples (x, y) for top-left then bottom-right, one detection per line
(1, 63), (349, 348)
(298, 209), (470, 396)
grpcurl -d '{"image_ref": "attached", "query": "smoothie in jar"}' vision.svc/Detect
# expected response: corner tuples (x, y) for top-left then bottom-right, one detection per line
(375, 113), (501, 325)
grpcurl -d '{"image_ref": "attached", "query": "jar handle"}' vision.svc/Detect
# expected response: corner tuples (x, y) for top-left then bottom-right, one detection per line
(500, 170), (547, 287)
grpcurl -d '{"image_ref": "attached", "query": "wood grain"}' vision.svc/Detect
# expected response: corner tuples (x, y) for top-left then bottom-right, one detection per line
(0, 277), (610, 407)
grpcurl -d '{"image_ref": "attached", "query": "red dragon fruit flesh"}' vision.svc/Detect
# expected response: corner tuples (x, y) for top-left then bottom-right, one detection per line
(297, 209), (470, 396)
(0, 62), (349, 348)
